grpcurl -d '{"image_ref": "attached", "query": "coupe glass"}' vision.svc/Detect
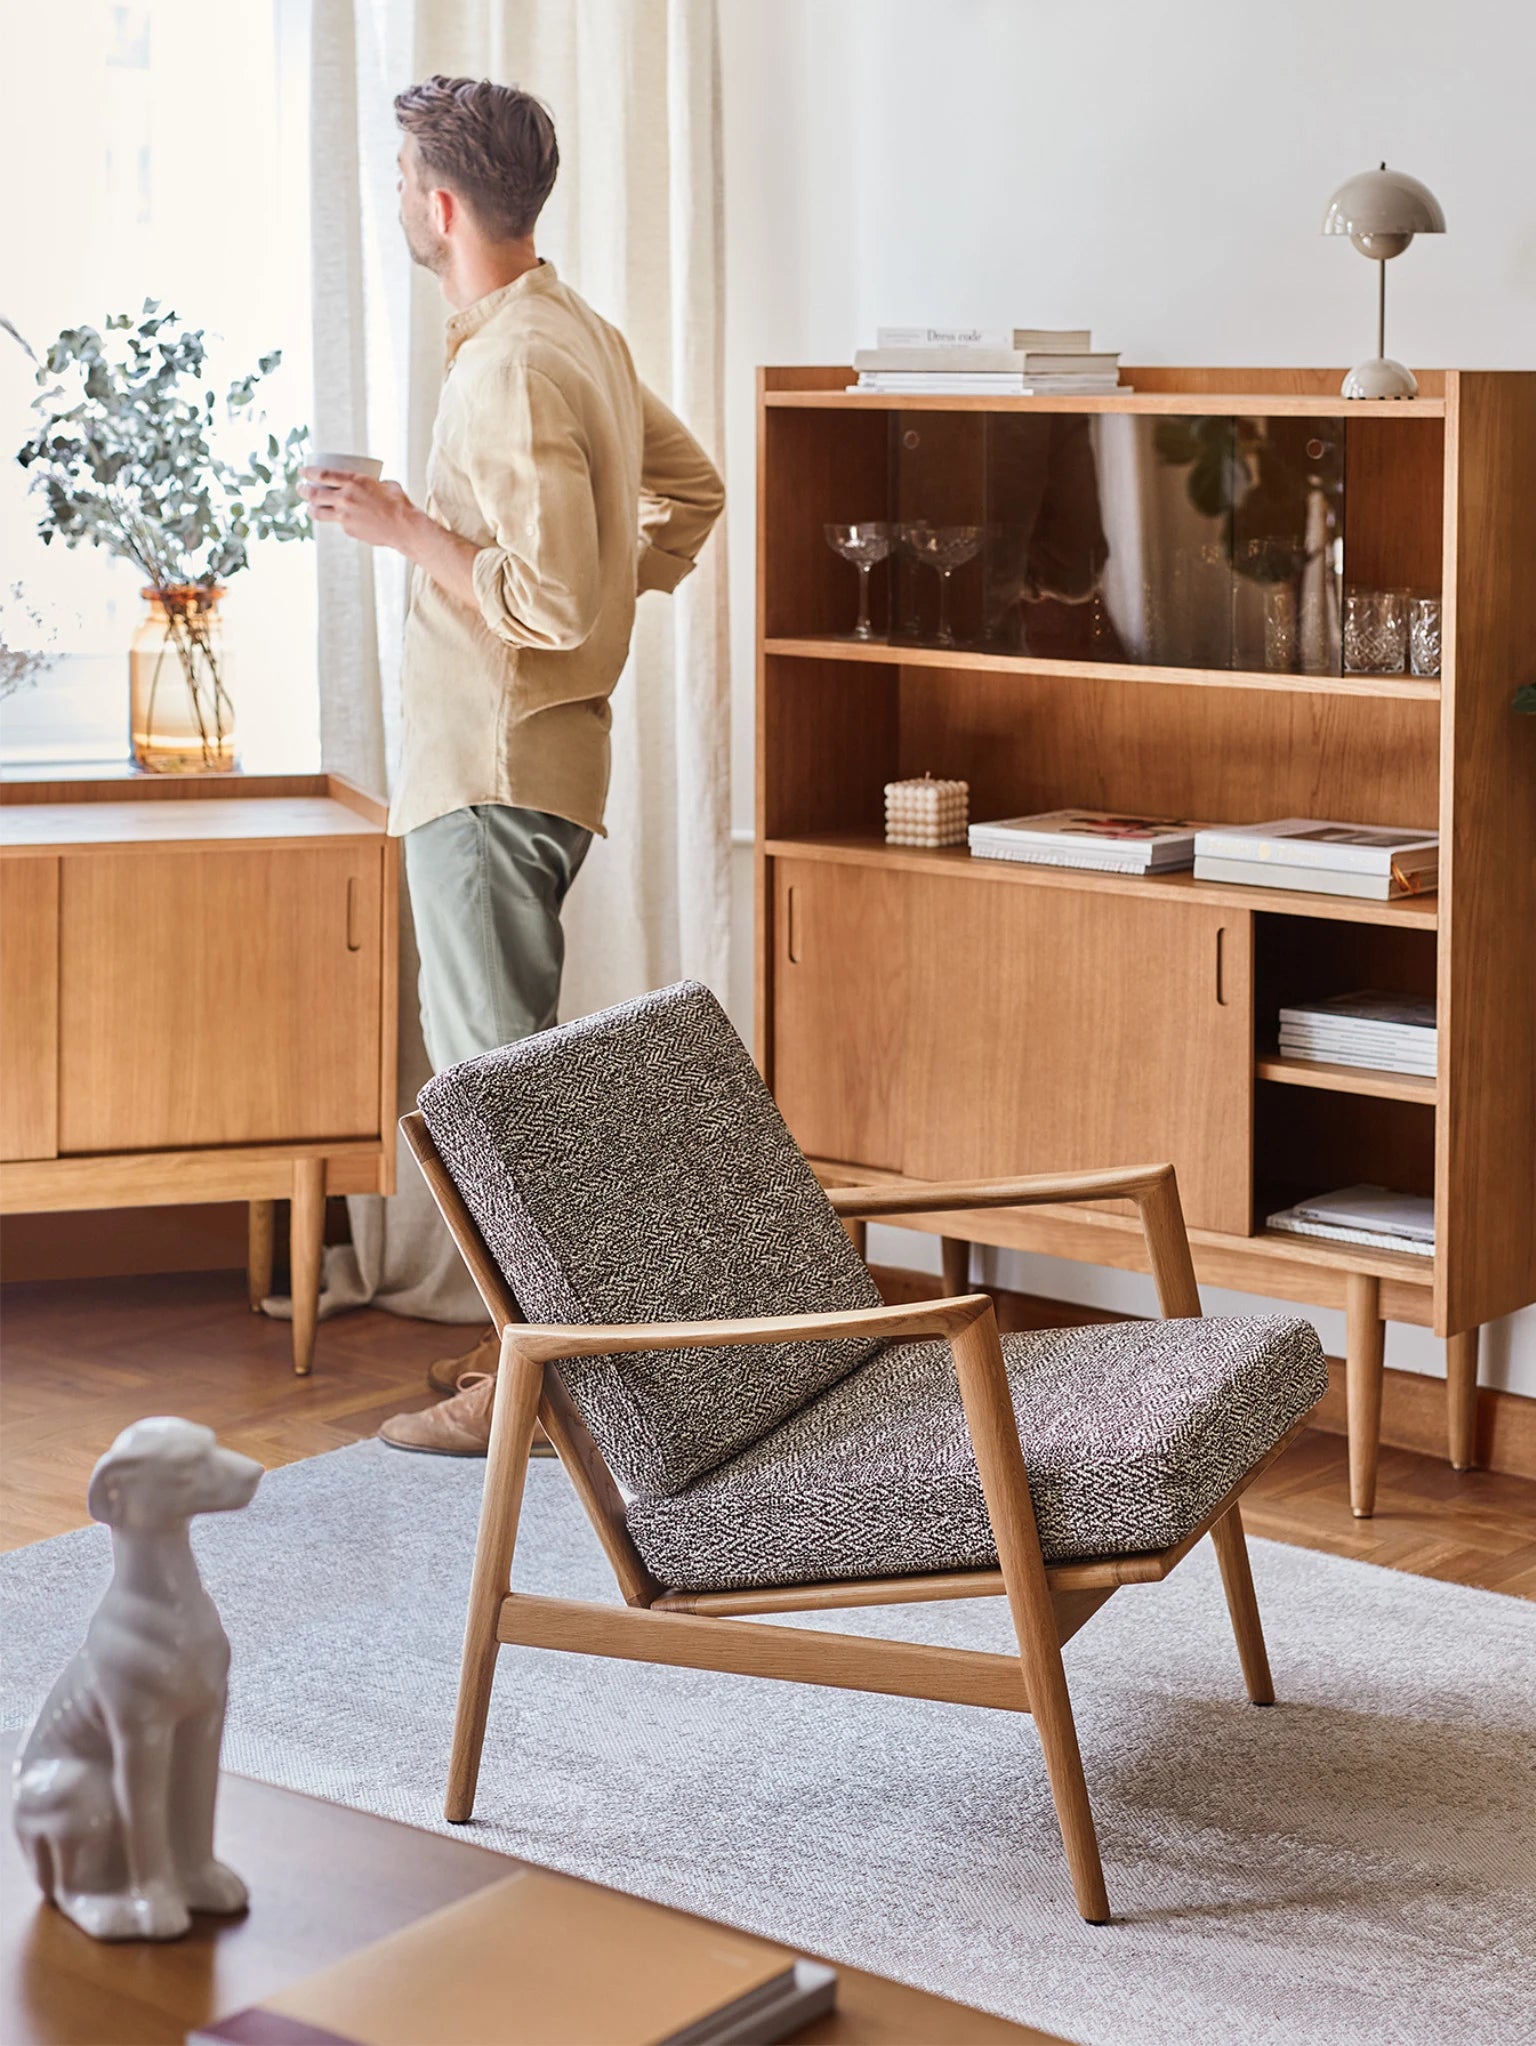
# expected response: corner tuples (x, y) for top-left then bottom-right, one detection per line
(897, 522), (983, 647)
(824, 522), (892, 640)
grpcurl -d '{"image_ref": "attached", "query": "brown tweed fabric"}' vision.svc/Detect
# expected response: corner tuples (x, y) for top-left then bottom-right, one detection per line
(627, 1315), (1328, 1589)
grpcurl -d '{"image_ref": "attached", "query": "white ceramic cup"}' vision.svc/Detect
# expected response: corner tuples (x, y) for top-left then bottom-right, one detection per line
(306, 451), (383, 479)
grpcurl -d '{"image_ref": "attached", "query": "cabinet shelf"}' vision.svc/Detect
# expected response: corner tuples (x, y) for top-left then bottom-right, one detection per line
(765, 390), (1447, 419)
(763, 636), (1440, 703)
(1254, 1053), (1437, 1104)
(762, 834), (1440, 931)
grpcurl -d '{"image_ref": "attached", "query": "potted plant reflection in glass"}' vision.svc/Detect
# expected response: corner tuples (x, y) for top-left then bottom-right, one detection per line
(824, 522), (893, 640)
(9, 303), (311, 771)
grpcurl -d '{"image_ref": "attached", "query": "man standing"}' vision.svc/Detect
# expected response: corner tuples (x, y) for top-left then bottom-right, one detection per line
(303, 76), (723, 1455)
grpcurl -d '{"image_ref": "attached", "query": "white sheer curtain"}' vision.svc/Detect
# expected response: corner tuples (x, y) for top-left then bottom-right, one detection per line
(305, 0), (729, 1322)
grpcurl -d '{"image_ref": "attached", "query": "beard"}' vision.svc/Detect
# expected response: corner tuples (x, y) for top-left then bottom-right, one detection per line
(400, 200), (447, 274)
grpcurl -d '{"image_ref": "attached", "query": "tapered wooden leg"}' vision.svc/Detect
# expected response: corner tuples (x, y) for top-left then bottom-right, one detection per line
(1209, 1503), (1274, 1704)
(446, 1332), (544, 1824)
(1447, 1326), (1480, 1471)
(247, 1200), (276, 1313)
(842, 1217), (868, 1261)
(289, 1159), (326, 1378)
(941, 1235), (970, 1297)
(1344, 1272), (1385, 1518)
(952, 1306), (1110, 1924)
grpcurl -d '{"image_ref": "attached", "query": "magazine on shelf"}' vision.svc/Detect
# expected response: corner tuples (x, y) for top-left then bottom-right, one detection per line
(855, 348), (1119, 375)
(1192, 819), (1438, 876)
(1191, 855), (1434, 901)
(1276, 1042), (1437, 1077)
(969, 810), (1204, 873)
(1265, 1211), (1436, 1256)
(1278, 991), (1437, 1034)
(1277, 1028), (1436, 1071)
(852, 373), (1123, 395)
(1268, 1184), (1435, 1249)
(875, 325), (1092, 350)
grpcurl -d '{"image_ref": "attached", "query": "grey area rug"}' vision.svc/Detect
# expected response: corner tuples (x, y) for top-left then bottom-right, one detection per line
(3, 1443), (1532, 2046)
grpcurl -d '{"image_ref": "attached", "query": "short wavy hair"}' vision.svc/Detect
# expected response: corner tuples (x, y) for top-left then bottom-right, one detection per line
(395, 75), (558, 241)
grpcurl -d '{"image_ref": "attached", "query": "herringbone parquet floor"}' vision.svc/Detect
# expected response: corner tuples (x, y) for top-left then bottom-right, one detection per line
(2, 1268), (1533, 1595)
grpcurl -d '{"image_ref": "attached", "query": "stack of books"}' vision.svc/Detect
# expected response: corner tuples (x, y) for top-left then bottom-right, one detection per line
(1277, 991), (1437, 1076)
(968, 809), (1202, 874)
(1192, 819), (1439, 901)
(851, 326), (1124, 396)
(1266, 1184), (1435, 1257)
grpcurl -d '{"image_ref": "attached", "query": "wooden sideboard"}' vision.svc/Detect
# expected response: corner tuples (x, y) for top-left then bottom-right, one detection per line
(755, 366), (1536, 1517)
(0, 774), (398, 1373)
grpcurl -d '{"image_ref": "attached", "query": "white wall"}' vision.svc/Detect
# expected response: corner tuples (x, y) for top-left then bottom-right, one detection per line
(718, 0), (1536, 1396)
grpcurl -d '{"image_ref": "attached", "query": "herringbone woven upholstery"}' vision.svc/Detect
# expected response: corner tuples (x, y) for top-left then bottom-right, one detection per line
(627, 1314), (1328, 1589)
(417, 980), (884, 1495)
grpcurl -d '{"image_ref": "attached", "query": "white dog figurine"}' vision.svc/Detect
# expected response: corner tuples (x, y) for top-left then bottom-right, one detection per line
(12, 1417), (262, 1940)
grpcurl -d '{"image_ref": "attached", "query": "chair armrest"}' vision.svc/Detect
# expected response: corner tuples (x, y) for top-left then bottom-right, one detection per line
(829, 1164), (1203, 1322)
(505, 1292), (992, 1367)
(825, 1164), (1172, 1218)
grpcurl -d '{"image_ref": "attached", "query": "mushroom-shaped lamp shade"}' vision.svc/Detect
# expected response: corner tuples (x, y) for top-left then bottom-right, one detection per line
(1322, 168), (1446, 260)
(1322, 166), (1445, 399)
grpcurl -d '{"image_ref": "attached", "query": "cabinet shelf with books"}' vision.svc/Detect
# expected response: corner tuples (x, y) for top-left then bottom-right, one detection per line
(757, 364), (1536, 1516)
(762, 834), (1441, 931)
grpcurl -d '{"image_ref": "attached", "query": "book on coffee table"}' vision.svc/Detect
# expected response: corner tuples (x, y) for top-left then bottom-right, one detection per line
(192, 1868), (837, 2046)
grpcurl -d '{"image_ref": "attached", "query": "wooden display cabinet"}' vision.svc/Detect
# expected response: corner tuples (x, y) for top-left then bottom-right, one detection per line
(755, 366), (1536, 1516)
(0, 774), (399, 1373)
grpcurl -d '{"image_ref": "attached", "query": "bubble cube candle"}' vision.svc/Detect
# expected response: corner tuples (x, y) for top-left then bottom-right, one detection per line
(884, 774), (969, 848)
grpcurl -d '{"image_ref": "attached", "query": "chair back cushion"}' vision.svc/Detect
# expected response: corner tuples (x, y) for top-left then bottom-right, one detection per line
(417, 981), (884, 1495)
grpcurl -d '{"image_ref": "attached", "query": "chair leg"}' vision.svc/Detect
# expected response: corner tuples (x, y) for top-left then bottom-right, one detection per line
(941, 1235), (970, 1297)
(1344, 1271), (1385, 1518)
(951, 1309), (1110, 1924)
(1209, 1502), (1274, 1705)
(445, 1332), (545, 1823)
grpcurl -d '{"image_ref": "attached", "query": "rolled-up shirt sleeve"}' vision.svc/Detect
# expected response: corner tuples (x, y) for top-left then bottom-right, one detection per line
(636, 383), (725, 595)
(466, 363), (602, 652)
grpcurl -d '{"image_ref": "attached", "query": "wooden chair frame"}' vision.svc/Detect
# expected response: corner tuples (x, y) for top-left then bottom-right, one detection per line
(402, 1113), (1295, 1924)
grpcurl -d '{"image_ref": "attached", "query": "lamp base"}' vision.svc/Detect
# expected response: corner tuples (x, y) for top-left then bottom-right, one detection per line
(1341, 357), (1419, 400)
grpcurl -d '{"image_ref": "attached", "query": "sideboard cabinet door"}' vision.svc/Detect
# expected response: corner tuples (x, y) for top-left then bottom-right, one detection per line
(903, 876), (1253, 1236)
(770, 858), (908, 1172)
(0, 858), (60, 1161)
(57, 846), (384, 1154)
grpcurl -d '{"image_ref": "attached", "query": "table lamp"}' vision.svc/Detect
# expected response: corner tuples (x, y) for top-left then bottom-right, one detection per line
(1322, 164), (1446, 399)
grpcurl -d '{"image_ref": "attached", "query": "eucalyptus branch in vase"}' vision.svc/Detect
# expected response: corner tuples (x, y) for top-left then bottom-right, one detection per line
(6, 302), (312, 770)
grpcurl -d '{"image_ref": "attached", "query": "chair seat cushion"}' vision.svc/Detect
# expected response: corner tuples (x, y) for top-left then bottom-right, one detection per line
(626, 1314), (1327, 1591)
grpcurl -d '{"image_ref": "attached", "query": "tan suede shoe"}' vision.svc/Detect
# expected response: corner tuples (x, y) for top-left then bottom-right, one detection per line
(380, 1370), (557, 1457)
(426, 1331), (499, 1396)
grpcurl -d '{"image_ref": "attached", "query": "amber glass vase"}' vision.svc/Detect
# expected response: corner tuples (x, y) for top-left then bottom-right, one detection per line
(129, 585), (236, 773)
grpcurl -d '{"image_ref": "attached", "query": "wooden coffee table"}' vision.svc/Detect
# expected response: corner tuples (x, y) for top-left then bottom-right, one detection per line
(0, 1738), (1064, 2045)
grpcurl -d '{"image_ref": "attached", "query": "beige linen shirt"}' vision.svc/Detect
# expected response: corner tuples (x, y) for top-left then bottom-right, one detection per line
(389, 262), (724, 838)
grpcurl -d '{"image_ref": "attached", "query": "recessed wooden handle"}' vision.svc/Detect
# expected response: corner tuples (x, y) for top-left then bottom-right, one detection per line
(1215, 925), (1227, 1006)
(786, 883), (801, 964)
(346, 876), (362, 952)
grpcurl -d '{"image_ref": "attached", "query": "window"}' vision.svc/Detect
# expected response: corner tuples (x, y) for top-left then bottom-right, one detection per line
(0, 0), (317, 774)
